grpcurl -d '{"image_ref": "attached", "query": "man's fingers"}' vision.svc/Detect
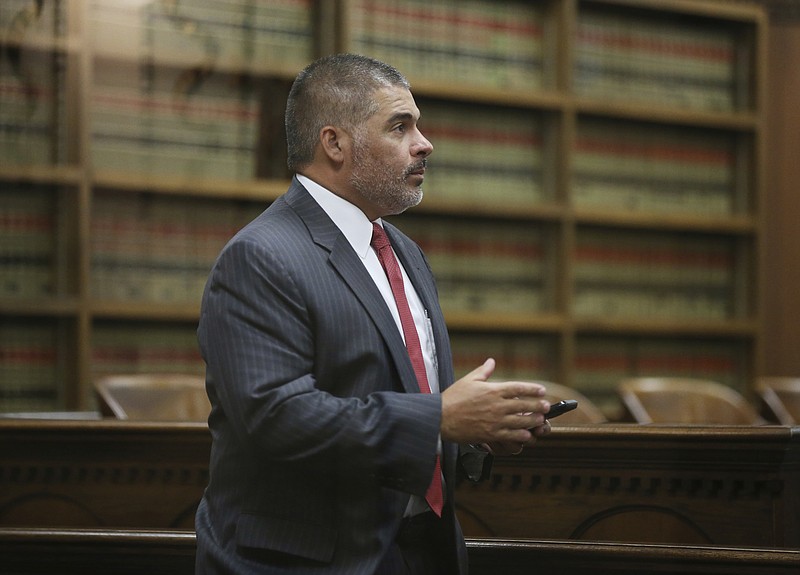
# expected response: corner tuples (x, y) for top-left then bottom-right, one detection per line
(498, 381), (547, 399)
(505, 396), (550, 417)
(506, 408), (547, 429)
(465, 357), (496, 382)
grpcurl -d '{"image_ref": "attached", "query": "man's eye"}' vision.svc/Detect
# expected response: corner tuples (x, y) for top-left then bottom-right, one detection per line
(393, 124), (406, 133)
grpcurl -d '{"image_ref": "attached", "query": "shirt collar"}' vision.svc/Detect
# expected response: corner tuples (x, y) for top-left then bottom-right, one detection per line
(297, 174), (380, 259)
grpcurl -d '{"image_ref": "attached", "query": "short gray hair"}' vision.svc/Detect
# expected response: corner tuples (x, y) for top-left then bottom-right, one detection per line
(285, 53), (410, 172)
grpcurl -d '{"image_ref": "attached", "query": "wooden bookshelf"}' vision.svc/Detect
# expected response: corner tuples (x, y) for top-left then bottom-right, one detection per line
(0, 0), (766, 416)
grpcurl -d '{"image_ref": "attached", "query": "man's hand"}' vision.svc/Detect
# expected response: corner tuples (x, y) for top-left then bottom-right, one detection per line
(440, 358), (551, 448)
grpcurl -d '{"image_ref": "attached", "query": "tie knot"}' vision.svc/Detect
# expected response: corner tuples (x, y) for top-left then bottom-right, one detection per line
(371, 223), (391, 251)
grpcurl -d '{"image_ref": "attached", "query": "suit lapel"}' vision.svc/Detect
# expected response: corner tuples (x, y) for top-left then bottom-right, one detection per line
(286, 183), (459, 488)
(385, 223), (454, 393)
(285, 181), (420, 394)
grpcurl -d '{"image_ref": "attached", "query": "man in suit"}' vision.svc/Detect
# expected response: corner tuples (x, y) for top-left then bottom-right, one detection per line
(195, 53), (552, 575)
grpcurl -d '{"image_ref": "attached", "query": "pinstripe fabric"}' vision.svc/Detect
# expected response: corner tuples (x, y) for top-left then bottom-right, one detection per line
(195, 178), (467, 574)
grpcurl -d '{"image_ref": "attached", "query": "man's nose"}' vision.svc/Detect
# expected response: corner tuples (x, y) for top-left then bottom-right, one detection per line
(414, 130), (433, 157)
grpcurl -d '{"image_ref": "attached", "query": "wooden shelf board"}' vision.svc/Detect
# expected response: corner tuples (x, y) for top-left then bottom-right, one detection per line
(415, 199), (565, 221)
(572, 210), (758, 234)
(573, 99), (759, 131)
(0, 298), (80, 317)
(92, 171), (289, 202)
(0, 165), (83, 186)
(444, 311), (566, 333)
(90, 301), (200, 322)
(573, 317), (758, 337)
(410, 79), (565, 110)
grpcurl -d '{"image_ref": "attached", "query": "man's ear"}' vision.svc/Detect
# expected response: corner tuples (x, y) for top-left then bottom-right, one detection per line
(319, 125), (347, 164)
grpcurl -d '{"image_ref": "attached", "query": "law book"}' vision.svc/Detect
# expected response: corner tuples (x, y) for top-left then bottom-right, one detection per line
(90, 0), (313, 71)
(0, 321), (60, 412)
(395, 216), (546, 315)
(575, 8), (736, 112)
(450, 333), (555, 382)
(422, 101), (544, 207)
(0, 0), (63, 44)
(574, 335), (746, 413)
(573, 118), (736, 216)
(573, 228), (734, 319)
(0, 184), (56, 298)
(0, 46), (63, 166)
(91, 59), (259, 180)
(507, 335), (557, 381)
(634, 339), (744, 389)
(348, 0), (544, 91)
(91, 323), (204, 376)
(574, 336), (635, 416)
(91, 190), (262, 304)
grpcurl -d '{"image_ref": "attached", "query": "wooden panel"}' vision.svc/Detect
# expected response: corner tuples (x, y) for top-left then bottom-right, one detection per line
(763, 22), (800, 376)
(1, 421), (797, 549)
(0, 421), (210, 529)
(1, 528), (798, 575)
(454, 424), (800, 548)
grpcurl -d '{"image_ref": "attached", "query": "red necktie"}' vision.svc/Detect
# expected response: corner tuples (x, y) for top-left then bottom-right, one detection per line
(371, 223), (444, 517)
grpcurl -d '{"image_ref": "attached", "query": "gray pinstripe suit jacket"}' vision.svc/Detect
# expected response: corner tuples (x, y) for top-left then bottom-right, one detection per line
(195, 178), (474, 574)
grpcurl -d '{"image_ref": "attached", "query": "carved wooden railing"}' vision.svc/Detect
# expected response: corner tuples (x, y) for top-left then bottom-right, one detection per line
(1, 421), (798, 548)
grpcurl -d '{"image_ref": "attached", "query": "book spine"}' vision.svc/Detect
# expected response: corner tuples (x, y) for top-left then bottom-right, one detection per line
(90, 0), (313, 69)
(0, 184), (55, 298)
(91, 191), (262, 304)
(91, 59), (259, 180)
(0, 321), (59, 412)
(396, 216), (545, 315)
(573, 229), (733, 319)
(422, 101), (544, 207)
(575, 8), (736, 112)
(573, 118), (736, 216)
(91, 323), (204, 375)
(348, 0), (543, 91)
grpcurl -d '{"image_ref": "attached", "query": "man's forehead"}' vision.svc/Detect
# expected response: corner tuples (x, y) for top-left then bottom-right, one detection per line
(373, 86), (420, 120)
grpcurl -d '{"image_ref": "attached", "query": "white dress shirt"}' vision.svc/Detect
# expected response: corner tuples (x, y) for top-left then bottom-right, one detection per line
(298, 175), (439, 392)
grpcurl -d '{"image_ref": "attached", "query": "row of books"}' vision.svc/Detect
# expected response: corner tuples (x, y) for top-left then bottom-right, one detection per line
(90, 0), (313, 72)
(91, 322), (204, 376)
(573, 286), (731, 320)
(348, 0), (544, 91)
(3, 0), (746, 117)
(0, 184), (57, 298)
(91, 59), (260, 180)
(0, 321), (62, 413)
(0, 0), (63, 42)
(421, 101), (546, 206)
(0, 320), (745, 415)
(573, 229), (735, 320)
(0, 318), (204, 413)
(450, 333), (745, 417)
(573, 118), (738, 216)
(574, 336), (746, 415)
(574, 336), (746, 392)
(575, 229), (734, 287)
(8, 185), (741, 318)
(0, 47), (64, 166)
(91, 191), (262, 303)
(394, 216), (549, 314)
(450, 333), (557, 381)
(575, 8), (738, 112)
